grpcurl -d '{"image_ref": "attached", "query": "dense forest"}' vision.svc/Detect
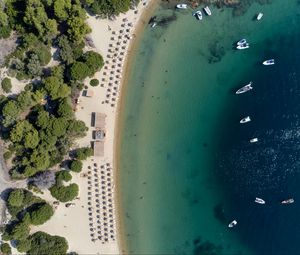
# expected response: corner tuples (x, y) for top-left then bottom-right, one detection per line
(0, 0), (138, 254)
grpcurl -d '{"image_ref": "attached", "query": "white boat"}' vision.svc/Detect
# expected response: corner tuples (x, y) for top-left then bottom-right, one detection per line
(263, 59), (275, 65)
(237, 39), (247, 46)
(250, 138), (258, 143)
(281, 198), (294, 204)
(236, 82), (253, 94)
(176, 4), (188, 9)
(151, 22), (157, 28)
(257, 12), (263, 20)
(204, 6), (212, 16)
(237, 43), (250, 50)
(255, 197), (265, 204)
(240, 116), (251, 124)
(228, 220), (237, 228)
(193, 10), (202, 20)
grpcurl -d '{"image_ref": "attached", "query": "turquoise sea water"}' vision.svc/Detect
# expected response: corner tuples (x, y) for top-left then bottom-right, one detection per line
(119, 1), (300, 254)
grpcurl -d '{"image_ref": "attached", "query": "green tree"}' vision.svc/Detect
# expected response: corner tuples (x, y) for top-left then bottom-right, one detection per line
(10, 120), (33, 143)
(17, 91), (33, 111)
(57, 98), (73, 119)
(90, 0), (132, 16)
(70, 160), (82, 172)
(75, 147), (93, 160)
(23, 151), (50, 177)
(83, 51), (104, 75)
(51, 65), (65, 80)
(16, 239), (31, 253)
(0, 243), (11, 255)
(10, 120), (39, 149)
(24, 128), (39, 149)
(32, 89), (46, 104)
(2, 100), (21, 127)
(0, 12), (11, 38)
(50, 117), (68, 137)
(44, 76), (71, 100)
(8, 189), (24, 207)
(23, 0), (58, 40)
(67, 119), (88, 137)
(36, 110), (50, 129)
(29, 203), (54, 225)
(53, 0), (72, 21)
(11, 221), (30, 240)
(1, 78), (12, 93)
(26, 53), (42, 77)
(67, 16), (91, 43)
(57, 35), (75, 64)
(56, 170), (72, 184)
(50, 183), (79, 202)
(28, 231), (68, 255)
(31, 44), (51, 66)
(70, 61), (90, 81)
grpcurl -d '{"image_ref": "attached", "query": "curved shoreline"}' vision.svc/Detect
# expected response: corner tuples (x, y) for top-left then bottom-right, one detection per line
(114, 1), (159, 253)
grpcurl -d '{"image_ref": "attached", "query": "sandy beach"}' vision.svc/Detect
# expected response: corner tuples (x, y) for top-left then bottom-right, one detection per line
(30, 1), (158, 254)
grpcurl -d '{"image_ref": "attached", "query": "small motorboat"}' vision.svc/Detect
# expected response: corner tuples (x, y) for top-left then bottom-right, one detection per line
(176, 4), (188, 9)
(281, 198), (294, 204)
(151, 22), (157, 28)
(263, 59), (275, 65)
(250, 138), (258, 143)
(236, 82), (253, 94)
(237, 39), (247, 46)
(204, 6), (212, 16)
(240, 116), (251, 124)
(257, 12), (263, 20)
(228, 220), (237, 228)
(255, 197), (265, 204)
(193, 10), (203, 20)
(237, 43), (250, 50)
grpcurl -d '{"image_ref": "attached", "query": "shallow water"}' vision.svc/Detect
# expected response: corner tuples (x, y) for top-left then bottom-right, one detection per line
(119, 1), (300, 254)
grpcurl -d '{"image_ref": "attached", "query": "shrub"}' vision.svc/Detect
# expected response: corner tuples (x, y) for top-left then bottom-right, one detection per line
(8, 189), (24, 207)
(50, 183), (79, 202)
(0, 243), (11, 255)
(1, 78), (12, 93)
(29, 203), (54, 225)
(3, 151), (13, 160)
(28, 231), (68, 255)
(24, 83), (33, 91)
(90, 78), (99, 87)
(70, 160), (83, 172)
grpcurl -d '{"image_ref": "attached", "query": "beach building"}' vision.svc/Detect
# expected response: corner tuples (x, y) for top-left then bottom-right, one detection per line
(94, 130), (105, 140)
(93, 112), (106, 129)
(93, 141), (104, 157)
